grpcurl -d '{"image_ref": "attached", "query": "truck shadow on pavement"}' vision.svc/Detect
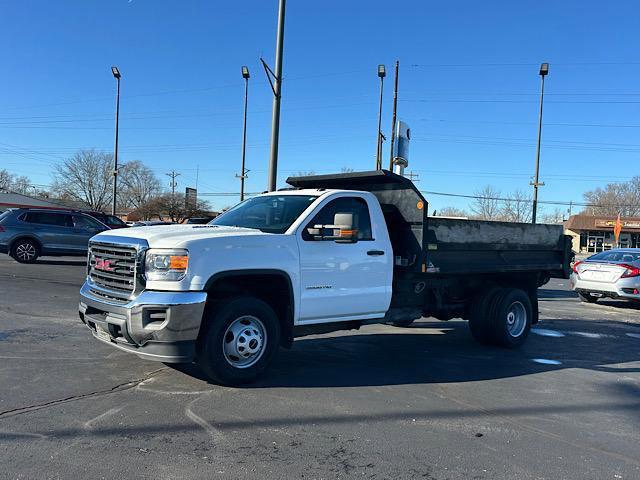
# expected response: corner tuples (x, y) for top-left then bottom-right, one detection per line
(173, 317), (640, 388)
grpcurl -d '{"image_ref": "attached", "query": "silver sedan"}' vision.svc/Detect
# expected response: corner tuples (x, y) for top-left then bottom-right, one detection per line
(570, 248), (640, 303)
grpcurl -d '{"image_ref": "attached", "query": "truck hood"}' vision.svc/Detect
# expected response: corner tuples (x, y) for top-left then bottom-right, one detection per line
(93, 224), (268, 248)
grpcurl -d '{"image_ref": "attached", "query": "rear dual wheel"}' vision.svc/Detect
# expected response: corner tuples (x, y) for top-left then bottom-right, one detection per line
(468, 287), (532, 348)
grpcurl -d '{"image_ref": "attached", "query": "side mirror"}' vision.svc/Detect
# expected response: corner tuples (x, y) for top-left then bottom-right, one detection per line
(333, 213), (357, 243)
(305, 213), (358, 243)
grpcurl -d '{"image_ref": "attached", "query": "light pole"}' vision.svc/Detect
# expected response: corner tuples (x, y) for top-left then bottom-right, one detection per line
(267, 0), (286, 191)
(531, 62), (549, 224)
(388, 60), (399, 170)
(375, 64), (386, 170)
(111, 66), (121, 216)
(238, 66), (250, 202)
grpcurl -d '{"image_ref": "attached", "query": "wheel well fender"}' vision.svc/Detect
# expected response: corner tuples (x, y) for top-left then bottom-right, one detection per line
(202, 269), (295, 348)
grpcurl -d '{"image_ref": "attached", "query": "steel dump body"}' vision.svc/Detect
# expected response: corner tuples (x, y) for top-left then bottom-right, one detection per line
(287, 170), (572, 281)
(426, 217), (570, 277)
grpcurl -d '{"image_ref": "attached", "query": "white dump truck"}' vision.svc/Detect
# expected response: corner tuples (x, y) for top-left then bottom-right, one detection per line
(79, 170), (572, 385)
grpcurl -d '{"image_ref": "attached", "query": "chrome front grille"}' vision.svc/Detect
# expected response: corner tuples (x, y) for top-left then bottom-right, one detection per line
(88, 242), (140, 303)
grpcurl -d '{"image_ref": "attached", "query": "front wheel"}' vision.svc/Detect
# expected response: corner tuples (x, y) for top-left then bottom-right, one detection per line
(196, 297), (281, 386)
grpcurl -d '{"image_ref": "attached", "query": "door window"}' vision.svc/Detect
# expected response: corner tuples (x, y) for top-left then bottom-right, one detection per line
(303, 197), (373, 241)
(73, 214), (104, 230)
(24, 212), (72, 227)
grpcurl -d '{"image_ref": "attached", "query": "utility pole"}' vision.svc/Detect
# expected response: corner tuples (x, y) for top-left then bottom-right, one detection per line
(531, 62), (549, 224)
(166, 171), (180, 197)
(237, 66), (251, 201)
(111, 66), (121, 216)
(405, 171), (420, 182)
(388, 61), (399, 170)
(376, 64), (386, 170)
(267, 0), (286, 192)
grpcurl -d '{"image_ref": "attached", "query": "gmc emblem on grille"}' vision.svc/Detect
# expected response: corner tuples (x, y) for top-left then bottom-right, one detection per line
(94, 258), (115, 272)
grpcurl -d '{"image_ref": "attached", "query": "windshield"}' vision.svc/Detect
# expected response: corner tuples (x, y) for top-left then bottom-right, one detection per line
(210, 195), (318, 234)
(106, 215), (126, 227)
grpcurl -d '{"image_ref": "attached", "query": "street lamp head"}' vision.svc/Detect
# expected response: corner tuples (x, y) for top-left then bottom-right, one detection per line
(539, 62), (549, 76)
(241, 66), (250, 79)
(111, 66), (121, 79)
(378, 64), (386, 78)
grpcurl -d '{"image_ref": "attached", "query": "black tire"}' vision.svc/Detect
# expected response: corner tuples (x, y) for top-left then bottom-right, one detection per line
(468, 287), (503, 344)
(488, 288), (533, 348)
(578, 293), (598, 304)
(10, 238), (40, 263)
(196, 297), (281, 386)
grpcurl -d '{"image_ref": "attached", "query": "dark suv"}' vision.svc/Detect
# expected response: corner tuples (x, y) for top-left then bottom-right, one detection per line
(0, 208), (108, 263)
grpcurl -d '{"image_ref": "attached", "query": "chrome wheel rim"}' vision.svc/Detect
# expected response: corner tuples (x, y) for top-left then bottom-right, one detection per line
(16, 242), (36, 261)
(506, 301), (527, 337)
(222, 315), (267, 369)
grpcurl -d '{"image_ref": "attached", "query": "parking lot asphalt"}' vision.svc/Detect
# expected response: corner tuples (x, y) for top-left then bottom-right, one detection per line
(1, 255), (639, 480)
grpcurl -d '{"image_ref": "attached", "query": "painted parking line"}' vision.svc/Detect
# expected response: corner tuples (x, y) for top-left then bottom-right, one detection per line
(531, 328), (566, 338)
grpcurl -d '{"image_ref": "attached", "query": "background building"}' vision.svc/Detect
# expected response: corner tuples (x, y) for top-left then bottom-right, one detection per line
(564, 214), (640, 253)
(0, 192), (69, 213)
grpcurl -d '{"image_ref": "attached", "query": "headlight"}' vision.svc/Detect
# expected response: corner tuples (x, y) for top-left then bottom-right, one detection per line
(145, 249), (188, 281)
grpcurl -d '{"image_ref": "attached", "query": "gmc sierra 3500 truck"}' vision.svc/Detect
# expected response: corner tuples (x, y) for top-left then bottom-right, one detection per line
(79, 170), (573, 385)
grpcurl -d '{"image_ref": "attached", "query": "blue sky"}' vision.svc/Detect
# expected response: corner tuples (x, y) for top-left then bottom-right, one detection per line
(1, 0), (639, 213)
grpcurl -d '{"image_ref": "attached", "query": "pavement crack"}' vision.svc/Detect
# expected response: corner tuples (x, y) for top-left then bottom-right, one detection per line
(0, 367), (167, 420)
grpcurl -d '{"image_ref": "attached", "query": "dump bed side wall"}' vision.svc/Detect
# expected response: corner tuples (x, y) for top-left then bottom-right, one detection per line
(426, 218), (571, 277)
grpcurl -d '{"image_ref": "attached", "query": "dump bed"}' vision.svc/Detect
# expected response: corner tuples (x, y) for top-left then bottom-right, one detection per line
(286, 170), (573, 279)
(426, 217), (571, 277)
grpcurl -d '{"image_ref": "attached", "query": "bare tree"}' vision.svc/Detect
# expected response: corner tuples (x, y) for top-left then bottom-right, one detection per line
(0, 169), (33, 194)
(435, 206), (468, 217)
(540, 208), (565, 224)
(11, 175), (32, 195)
(501, 189), (532, 223)
(0, 169), (12, 191)
(294, 170), (316, 177)
(119, 160), (162, 210)
(52, 150), (113, 210)
(470, 185), (501, 220)
(340, 167), (355, 173)
(583, 177), (640, 216)
(136, 193), (211, 223)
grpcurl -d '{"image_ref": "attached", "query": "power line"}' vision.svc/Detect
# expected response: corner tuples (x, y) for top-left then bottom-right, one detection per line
(419, 118), (640, 128)
(419, 189), (640, 209)
(403, 98), (640, 104)
(409, 61), (640, 67)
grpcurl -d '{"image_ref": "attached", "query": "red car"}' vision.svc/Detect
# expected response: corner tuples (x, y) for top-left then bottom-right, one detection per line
(85, 212), (128, 229)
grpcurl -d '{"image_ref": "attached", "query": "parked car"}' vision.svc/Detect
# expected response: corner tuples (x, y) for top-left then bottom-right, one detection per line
(186, 216), (215, 224)
(0, 208), (108, 263)
(85, 211), (128, 229)
(571, 248), (640, 303)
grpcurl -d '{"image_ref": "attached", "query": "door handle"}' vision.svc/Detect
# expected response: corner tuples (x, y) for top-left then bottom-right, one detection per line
(367, 250), (385, 256)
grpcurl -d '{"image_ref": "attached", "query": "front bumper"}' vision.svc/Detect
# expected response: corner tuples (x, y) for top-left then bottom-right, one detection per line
(79, 280), (207, 363)
(570, 273), (640, 301)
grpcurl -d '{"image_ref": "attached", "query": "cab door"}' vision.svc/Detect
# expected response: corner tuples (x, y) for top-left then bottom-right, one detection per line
(297, 195), (392, 324)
